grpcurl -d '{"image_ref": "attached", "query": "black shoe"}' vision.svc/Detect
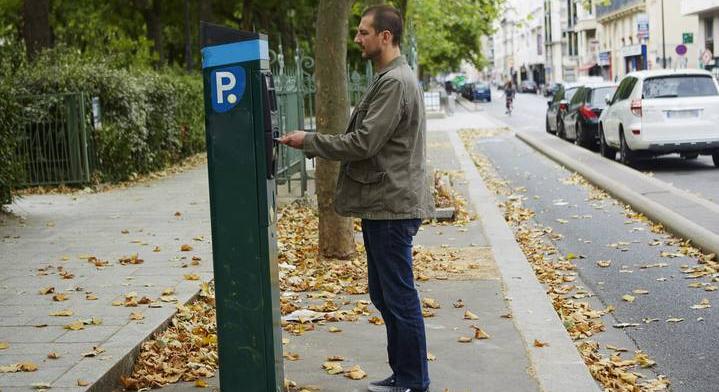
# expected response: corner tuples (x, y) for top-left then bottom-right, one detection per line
(367, 375), (395, 392)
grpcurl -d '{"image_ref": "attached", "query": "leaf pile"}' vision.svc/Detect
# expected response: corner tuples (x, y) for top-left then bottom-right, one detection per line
(120, 283), (217, 390)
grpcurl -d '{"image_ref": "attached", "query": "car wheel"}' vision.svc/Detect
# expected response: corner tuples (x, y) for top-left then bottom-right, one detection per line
(619, 131), (636, 166)
(558, 119), (567, 140)
(599, 126), (616, 160)
(713, 152), (719, 167)
(575, 122), (591, 148)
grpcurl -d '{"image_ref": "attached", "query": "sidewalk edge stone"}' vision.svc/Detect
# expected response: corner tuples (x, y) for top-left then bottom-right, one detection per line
(448, 129), (601, 392)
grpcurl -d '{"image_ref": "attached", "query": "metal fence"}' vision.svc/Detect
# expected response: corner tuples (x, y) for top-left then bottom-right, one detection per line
(270, 45), (375, 196)
(15, 93), (95, 187)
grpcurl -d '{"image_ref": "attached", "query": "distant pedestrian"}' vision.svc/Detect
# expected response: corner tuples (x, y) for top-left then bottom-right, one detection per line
(280, 4), (433, 392)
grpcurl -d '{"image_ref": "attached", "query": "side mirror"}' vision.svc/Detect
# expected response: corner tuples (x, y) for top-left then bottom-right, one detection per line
(547, 100), (552, 107)
(604, 94), (612, 106)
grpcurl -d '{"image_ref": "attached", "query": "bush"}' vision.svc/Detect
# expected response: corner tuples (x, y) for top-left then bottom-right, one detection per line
(0, 45), (205, 200)
(0, 39), (27, 204)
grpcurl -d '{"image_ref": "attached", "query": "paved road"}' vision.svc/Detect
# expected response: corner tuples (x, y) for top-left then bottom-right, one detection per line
(458, 100), (719, 391)
(459, 90), (719, 204)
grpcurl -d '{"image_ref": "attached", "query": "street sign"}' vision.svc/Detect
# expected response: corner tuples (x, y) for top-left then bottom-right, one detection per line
(683, 33), (694, 44)
(676, 44), (687, 56)
(637, 13), (649, 39)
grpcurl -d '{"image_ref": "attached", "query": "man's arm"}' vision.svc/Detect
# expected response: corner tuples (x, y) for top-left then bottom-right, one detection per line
(300, 78), (404, 162)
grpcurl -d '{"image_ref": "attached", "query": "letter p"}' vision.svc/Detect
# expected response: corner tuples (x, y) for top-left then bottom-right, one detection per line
(215, 71), (236, 104)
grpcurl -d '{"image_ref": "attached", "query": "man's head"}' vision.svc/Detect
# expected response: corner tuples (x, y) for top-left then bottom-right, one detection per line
(354, 5), (403, 60)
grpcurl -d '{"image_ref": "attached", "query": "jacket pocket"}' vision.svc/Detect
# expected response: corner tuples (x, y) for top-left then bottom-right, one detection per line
(343, 161), (386, 211)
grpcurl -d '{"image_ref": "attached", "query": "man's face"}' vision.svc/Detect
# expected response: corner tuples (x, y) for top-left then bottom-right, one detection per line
(354, 15), (383, 60)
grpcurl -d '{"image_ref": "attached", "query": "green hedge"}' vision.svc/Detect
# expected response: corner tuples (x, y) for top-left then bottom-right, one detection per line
(0, 46), (205, 202)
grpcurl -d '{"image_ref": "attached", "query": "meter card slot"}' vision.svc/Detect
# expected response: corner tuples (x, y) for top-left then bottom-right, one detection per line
(261, 72), (279, 179)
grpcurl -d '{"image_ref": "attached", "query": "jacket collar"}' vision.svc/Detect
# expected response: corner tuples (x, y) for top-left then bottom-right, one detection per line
(374, 55), (406, 79)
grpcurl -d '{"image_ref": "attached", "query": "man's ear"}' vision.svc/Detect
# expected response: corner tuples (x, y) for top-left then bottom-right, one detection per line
(382, 30), (393, 45)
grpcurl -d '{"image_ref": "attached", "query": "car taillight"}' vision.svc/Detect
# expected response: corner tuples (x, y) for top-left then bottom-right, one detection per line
(579, 105), (597, 120)
(559, 103), (568, 111)
(631, 99), (642, 117)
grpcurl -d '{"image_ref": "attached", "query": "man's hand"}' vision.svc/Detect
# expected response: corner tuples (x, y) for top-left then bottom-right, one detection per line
(278, 131), (306, 149)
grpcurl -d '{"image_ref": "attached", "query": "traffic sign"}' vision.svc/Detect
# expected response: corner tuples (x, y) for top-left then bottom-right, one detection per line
(683, 33), (694, 44)
(676, 44), (687, 56)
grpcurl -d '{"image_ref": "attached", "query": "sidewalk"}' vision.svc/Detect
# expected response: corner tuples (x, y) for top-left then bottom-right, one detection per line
(1, 112), (596, 391)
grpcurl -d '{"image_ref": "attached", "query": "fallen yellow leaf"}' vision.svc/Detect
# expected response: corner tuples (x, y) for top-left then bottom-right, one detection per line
(464, 310), (479, 320)
(64, 321), (85, 331)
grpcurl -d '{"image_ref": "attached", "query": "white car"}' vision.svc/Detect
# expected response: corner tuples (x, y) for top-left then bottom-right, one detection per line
(598, 69), (719, 167)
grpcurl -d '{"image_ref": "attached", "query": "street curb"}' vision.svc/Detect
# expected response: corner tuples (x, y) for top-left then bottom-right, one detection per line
(91, 289), (203, 392)
(516, 131), (719, 257)
(447, 130), (601, 392)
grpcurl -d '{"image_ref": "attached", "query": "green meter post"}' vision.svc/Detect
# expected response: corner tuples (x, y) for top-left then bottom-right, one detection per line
(200, 22), (284, 391)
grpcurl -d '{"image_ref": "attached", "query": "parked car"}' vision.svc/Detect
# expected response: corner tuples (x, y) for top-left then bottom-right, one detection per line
(520, 80), (538, 93)
(544, 82), (561, 97)
(545, 82), (582, 135)
(560, 82), (618, 148)
(599, 69), (719, 166)
(460, 82), (492, 102)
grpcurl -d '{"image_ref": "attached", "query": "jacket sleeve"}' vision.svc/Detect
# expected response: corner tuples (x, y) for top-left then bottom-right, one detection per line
(302, 78), (404, 162)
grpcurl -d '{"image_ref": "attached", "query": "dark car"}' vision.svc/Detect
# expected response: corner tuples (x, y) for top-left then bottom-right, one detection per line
(520, 80), (538, 93)
(544, 82), (561, 97)
(560, 83), (618, 148)
(545, 83), (582, 135)
(461, 82), (492, 102)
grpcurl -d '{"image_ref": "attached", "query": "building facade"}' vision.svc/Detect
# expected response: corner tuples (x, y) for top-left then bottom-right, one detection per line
(681, 0), (719, 76)
(596, 0), (699, 81)
(491, 0), (546, 86)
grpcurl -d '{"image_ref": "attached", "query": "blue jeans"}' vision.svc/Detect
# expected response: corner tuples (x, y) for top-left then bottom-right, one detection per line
(362, 218), (430, 391)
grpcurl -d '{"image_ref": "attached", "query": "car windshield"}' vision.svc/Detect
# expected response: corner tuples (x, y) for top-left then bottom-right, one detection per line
(476, 83), (489, 90)
(643, 75), (718, 98)
(589, 86), (617, 108)
(565, 87), (579, 101)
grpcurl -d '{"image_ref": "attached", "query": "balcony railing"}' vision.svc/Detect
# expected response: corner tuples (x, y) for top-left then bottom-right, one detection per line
(596, 0), (644, 19)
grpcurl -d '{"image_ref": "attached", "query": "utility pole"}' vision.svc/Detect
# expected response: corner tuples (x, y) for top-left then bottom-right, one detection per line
(661, 0), (667, 68)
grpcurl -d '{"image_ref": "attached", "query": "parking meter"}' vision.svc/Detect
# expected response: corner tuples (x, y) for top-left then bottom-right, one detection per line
(200, 22), (283, 391)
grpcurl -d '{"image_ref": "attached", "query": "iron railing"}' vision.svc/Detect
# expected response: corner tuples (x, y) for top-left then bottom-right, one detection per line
(15, 93), (95, 186)
(270, 44), (375, 196)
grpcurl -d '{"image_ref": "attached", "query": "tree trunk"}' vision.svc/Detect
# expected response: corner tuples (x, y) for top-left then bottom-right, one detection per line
(241, 0), (253, 31)
(140, 0), (164, 68)
(21, 0), (51, 58)
(199, 0), (214, 24)
(315, 0), (355, 260)
(184, 0), (193, 71)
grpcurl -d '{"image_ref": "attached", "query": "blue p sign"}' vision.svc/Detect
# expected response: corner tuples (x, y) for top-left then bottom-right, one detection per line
(211, 66), (246, 113)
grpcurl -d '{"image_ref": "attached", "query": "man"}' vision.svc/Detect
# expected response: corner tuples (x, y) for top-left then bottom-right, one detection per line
(279, 5), (433, 392)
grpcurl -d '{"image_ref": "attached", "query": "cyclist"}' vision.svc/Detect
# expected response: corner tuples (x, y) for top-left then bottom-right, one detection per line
(503, 79), (516, 115)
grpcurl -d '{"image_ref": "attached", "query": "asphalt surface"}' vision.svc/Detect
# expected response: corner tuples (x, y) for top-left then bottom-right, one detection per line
(466, 90), (719, 204)
(459, 96), (719, 392)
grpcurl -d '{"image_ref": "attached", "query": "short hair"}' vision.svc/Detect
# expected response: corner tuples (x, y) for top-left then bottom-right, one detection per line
(362, 5), (403, 47)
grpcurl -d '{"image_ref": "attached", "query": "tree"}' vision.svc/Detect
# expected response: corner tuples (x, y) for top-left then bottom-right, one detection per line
(409, 0), (501, 77)
(21, 0), (51, 57)
(314, 0), (355, 259)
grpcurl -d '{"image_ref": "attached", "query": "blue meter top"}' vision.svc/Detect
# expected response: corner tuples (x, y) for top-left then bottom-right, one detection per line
(200, 22), (269, 69)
